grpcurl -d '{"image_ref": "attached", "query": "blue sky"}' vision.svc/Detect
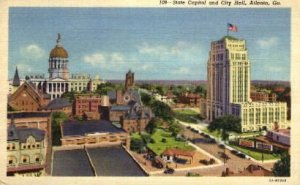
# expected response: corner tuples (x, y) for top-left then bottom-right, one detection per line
(9, 8), (290, 81)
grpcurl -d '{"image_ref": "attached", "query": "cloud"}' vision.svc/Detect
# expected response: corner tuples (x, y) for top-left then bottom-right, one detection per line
(257, 37), (278, 48)
(137, 41), (201, 57)
(83, 53), (106, 66)
(20, 44), (45, 60)
(83, 52), (125, 67)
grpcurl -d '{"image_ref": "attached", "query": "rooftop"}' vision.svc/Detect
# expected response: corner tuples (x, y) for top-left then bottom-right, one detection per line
(110, 105), (131, 111)
(43, 98), (71, 110)
(7, 112), (51, 119)
(87, 146), (146, 176)
(62, 120), (125, 137)
(52, 149), (94, 176)
(7, 124), (45, 142)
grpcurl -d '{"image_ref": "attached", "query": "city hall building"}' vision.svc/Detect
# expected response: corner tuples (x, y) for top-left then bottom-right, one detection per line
(206, 36), (289, 132)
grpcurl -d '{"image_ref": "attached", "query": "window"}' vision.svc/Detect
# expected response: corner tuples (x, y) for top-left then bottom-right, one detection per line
(23, 158), (27, 163)
(9, 160), (13, 164)
(35, 157), (40, 162)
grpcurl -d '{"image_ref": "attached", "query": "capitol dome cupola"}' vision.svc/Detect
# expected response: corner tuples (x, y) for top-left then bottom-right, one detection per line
(48, 33), (69, 80)
(50, 33), (69, 58)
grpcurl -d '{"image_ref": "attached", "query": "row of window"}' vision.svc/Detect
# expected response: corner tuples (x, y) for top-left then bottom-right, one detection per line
(8, 155), (42, 165)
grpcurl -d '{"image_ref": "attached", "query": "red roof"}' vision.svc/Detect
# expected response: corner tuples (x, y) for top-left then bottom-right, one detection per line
(7, 164), (45, 173)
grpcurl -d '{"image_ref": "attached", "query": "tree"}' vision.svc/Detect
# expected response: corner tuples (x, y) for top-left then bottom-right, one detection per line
(146, 118), (160, 134)
(272, 153), (290, 176)
(208, 115), (241, 141)
(130, 137), (145, 152)
(51, 112), (68, 146)
(208, 115), (241, 164)
(141, 92), (154, 106)
(169, 122), (181, 137)
(151, 101), (174, 121)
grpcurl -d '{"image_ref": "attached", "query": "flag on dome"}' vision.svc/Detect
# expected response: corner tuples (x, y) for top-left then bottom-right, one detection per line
(227, 23), (238, 32)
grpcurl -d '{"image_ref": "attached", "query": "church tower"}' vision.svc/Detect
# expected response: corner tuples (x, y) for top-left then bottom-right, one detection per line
(125, 70), (134, 91)
(48, 33), (69, 80)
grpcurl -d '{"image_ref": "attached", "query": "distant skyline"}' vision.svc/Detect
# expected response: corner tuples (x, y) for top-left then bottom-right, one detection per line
(9, 8), (290, 81)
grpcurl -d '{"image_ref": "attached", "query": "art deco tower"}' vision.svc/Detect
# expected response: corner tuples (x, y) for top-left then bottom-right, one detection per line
(206, 36), (251, 121)
(48, 33), (69, 80)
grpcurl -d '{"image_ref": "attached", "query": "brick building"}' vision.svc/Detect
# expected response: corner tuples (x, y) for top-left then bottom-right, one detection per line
(125, 70), (134, 91)
(60, 120), (130, 149)
(178, 93), (201, 107)
(250, 91), (277, 102)
(8, 81), (50, 112)
(73, 95), (101, 120)
(120, 105), (152, 133)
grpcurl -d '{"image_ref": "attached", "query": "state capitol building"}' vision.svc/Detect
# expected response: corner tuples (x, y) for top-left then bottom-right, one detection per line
(9, 34), (103, 100)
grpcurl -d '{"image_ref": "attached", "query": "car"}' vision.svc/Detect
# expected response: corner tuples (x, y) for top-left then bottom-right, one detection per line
(200, 132), (205, 136)
(164, 168), (175, 174)
(199, 159), (209, 165)
(218, 144), (225, 149)
(209, 158), (216, 164)
(230, 150), (238, 155)
(219, 152), (230, 160)
(237, 153), (246, 158)
(209, 138), (216, 143)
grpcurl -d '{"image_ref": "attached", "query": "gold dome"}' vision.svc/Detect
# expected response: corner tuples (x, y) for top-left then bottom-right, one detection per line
(50, 46), (68, 58)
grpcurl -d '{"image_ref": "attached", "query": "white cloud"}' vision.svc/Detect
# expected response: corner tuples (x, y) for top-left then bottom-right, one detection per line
(83, 52), (125, 68)
(257, 37), (278, 48)
(83, 53), (106, 66)
(20, 44), (45, 60)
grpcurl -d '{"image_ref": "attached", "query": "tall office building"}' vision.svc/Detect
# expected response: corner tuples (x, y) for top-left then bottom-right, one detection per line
(206, 36), (289, 132)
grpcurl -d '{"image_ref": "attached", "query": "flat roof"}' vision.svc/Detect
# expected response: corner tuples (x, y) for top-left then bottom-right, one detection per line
(7, 112), (51, 119)
(110, 105), (131, 111)
(52, 149), (94, 176)
(62, 120), (125, 137)
(87, 146), (146, 176)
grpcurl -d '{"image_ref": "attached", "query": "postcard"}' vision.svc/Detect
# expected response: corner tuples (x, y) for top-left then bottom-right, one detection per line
(0, 0), (299, 185)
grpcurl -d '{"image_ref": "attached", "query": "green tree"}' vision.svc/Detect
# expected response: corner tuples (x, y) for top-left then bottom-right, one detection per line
(272, 153), (290, 176)
(208, 115), (241, 141)
(151, 101), (174, 121)
(130, 137), (145, 152)
(146, 118), (160, 134)
(141, 92), (154, 106)
(51, 112), (68, 146)
(169, 122), (181, 137)
(208, 115), (241, 164)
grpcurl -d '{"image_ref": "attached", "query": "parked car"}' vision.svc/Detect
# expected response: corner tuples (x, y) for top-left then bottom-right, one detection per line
(199, 159), (209, 165)
(237, 153), (246, 159)
(219, 152), (230, 160)
(209, 158), (216, 164)
(164, 168), (175, 174)
(230, 150), (238, 155)
(218, 144), (225, 149)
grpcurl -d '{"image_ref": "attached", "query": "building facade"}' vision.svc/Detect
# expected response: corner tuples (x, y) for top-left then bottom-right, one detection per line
(206, 36), (288, 132)
(7, 124), (46, 176)
(125, 70), (134, 91)
(73, 95), (101, 120)
(8, 81), (50, 112)
(250, 91), (277, 102)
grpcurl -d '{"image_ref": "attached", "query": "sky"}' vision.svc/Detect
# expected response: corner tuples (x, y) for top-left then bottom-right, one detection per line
(9, 8), (290, 81)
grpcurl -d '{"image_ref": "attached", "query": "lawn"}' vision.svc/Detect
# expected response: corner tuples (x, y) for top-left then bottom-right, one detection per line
(147, 129), (195, 155)
(229, 144), (281, 160)
(174, 109), (201, 123)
